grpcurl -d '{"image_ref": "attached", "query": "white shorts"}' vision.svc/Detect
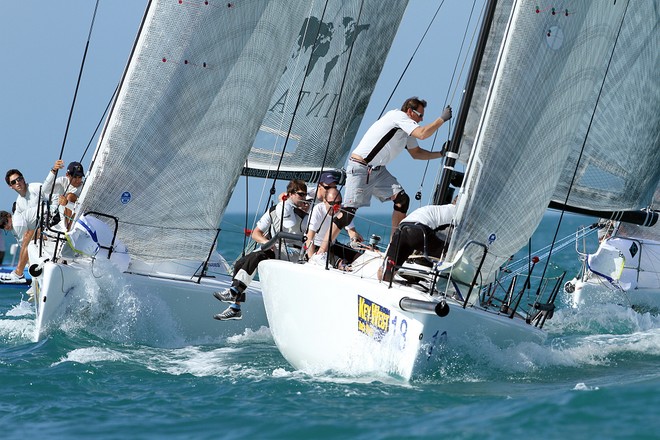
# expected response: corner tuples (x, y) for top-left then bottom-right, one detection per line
(343, 162), (403, 209)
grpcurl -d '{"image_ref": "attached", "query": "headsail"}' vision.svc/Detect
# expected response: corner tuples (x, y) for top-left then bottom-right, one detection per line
(244, 0), (410, 181)
(77, 0), (311, 262)
(449, 0), (659, 284)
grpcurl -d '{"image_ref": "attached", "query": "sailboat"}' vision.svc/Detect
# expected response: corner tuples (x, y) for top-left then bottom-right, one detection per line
(565, 187), (660, 311)
(258, 0), (660, 380)
(25, 1), (317, 344)
(26, 0), (408, 345)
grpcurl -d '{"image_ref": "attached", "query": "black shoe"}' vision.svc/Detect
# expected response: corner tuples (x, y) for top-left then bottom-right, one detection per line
(213, 288), (238, 303)
(214, 306), (242, 321)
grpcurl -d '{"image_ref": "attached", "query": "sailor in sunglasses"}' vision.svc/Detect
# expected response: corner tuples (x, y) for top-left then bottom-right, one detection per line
(1, 160), (64, 284)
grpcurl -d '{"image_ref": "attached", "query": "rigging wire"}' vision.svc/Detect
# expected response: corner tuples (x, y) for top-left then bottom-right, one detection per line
(300, 0), (367, 258)
(309, 0), (365, 211)
(262, 0), (330, 217)
(46, 0), (100, 217)
(417, 0), (483, 203)
(78, 84), (117, 163)
(536, 0), (632, 290)
(378, 1), (447, 118)
(56, 0), (100, 162)
(248, 1), (317, 233)
(260, 0), (331, 256)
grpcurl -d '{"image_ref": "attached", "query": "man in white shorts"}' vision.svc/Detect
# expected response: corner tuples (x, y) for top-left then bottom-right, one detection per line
(314, 97), (452, 258)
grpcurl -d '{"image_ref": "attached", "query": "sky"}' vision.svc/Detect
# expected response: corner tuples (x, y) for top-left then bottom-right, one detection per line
(0, 0), (484, 217)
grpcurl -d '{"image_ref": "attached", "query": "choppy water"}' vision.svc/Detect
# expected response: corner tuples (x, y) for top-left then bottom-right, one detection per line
(2, 213), (659, 439)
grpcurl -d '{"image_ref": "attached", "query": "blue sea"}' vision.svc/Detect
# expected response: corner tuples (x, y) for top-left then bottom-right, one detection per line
(2, 212), (659, 439)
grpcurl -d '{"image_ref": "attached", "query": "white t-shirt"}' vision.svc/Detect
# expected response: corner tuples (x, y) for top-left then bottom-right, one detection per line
(401, 204), (456, 230)
(14, 170), (57, 215)
(308, 203), (355, 246)
(351, 109), (419, 167)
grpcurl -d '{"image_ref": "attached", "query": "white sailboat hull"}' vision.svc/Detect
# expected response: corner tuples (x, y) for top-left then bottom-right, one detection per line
(259, 259), (545, 381)
(568, 276), (660, 311)
(30, 251), (267, 346)
(566, 236), (660, 311)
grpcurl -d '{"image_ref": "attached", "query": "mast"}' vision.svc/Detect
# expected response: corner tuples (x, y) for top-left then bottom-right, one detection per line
(433, 0), (498, 205)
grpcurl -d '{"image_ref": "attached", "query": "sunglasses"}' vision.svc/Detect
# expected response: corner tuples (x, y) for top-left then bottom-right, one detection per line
(295, 191), (307, 197)
(320, 183), (337, 190)
(326, 200), (341, 206)
(9, 176), (24, 186)
(411, 108), (424, 119)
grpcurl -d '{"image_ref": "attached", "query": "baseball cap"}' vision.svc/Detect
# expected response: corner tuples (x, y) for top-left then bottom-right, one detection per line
(67, 162), (85, 177)
(318, 170), (341, 185)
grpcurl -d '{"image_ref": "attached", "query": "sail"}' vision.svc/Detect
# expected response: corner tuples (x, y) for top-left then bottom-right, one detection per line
(448, 0), (657, 283)
(243, 0), (409, 181)
(457, 0), (514, 163)
(77, 0), (310, 262)
(550, 1), (660, 211)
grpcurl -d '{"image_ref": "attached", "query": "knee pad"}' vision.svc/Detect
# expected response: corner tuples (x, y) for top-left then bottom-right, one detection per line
(333, 207), (356, 229)
(393, 191), (410, 214)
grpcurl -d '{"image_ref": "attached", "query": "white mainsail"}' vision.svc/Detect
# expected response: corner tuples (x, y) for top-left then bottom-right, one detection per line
(448, 0), (660, 284)
(552, 2), (660, 210)
(245, 0), (410, 179)
(77, 0), (311, 263)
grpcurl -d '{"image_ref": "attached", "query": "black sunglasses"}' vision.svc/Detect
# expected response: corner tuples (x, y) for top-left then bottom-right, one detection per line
(9, 176), (24, 186)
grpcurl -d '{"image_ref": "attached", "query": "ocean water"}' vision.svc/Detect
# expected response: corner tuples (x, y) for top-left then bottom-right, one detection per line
(2, 212), (659, 439)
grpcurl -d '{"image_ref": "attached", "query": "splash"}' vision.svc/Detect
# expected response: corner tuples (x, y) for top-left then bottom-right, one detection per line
(226, 326), (272, 344)
(52, 347), (128, 366)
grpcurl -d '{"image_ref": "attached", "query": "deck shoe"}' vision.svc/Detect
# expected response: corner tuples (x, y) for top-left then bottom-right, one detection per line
(213, 288), (238, 303)
(214, 306), (242, 321)
(0, 271), (26, 284)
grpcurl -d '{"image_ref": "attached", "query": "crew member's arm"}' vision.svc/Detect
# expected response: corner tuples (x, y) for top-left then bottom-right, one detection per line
(407, 146), (444, 160)
(251, 227), (269, 244)
(306, 230), (318, 259)
(409, 106), (452, 140)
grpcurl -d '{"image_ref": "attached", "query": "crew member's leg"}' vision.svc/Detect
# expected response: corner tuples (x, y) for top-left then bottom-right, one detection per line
(391, 190), (410, 235)
(214, 249), (274, 321)
(380, 224), (424, 281)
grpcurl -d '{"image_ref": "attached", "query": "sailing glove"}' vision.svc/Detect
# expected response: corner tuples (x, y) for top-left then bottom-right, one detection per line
(441, 105), (452, 122)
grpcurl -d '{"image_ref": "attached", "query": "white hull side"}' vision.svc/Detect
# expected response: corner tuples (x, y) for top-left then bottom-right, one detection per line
(32, 260), (267, 346)
(566, 236), (660, 312)
(568, 276), (660, 311)
(259, 259), (545, 381)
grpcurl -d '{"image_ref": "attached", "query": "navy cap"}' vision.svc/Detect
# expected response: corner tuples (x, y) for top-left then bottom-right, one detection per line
(67, 162), (84, 177)
(319, 170), (341, 185)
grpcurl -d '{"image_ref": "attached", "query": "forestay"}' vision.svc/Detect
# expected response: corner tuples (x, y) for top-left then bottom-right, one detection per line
(244, 0), (410, 181)
(449, 0), (659, 284)
(76, 0), (310, 262)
